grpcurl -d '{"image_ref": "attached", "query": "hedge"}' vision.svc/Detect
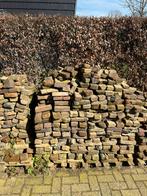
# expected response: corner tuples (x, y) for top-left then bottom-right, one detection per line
(0, 14), (147, 90)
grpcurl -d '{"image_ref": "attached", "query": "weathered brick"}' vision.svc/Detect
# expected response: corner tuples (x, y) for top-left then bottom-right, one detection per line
(97, 175), (115, 182)
(25, 177), (43, 185)
(89, 176), (99, 190)
(32, 185), (51, 193)
(123, 174), (137, 189)
(62, 185), (71, 196)
(99, 182), (111, 196)
(132, 174), (147, 181)
(80, 172), (88, 183)
(52, 177), (61, 193)
(63, 176), (79, 184)
(72, 184), (90, 192)
(121, 190), (141, 196)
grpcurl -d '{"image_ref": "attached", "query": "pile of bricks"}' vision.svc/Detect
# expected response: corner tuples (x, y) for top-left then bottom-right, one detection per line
(0, 64), (146, 170)
(0, 75), (35, 168)
(35, 64), (147, 168)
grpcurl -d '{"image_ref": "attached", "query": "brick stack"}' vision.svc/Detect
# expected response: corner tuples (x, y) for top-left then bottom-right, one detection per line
(135, 92), (147, 166)
(71, 65), (103, 168)
(0, 75), (35, 168)
(69, 111), (102, 168)
(34, 64), (147, 169)
(34, 74), (71, 168)
(116, 88), (146, 166)
(71, 65), (119, 167)
(0, 64), (146, 170)
(51, 91), (71, 168)
(34, 76), (53, 161)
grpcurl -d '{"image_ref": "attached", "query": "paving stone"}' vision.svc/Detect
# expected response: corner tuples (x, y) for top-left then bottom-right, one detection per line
(87, 170), (104, 175)
(44, 175), (53, 184)
(12, 185), (23, 194)
(121, 168), (138, 174)
(136, 168), (146, 174)
(80, 172), (88, 183)
(121, 189), (141, 196)
(72, 193), (82, 196)
(0, 168), (147, 196)
(31, 194), (42, 196)
(56, 170), (70, 177)
(5, 177), (16, 186)
(72, 184), (90, 192)
(15, 178), (25, 186)
(97, 175), (115, 182)
(112, 191), (122, 196)
(62, 185), (71, 196)
(132, 174), (147, 181)
(89, 175), (100, 190)
(63, 176), (79, 184)
(123, 174), (137, 189)
(99, 182), (111, 196)
(21, 186), (32, 196)
(43, 194), (61, 196)
(103, 170), (113, 174)
(9, 195), (20, 196)
(144, 168), (147, 173)
(113, 170), (124, 181)
(109, 182), (127, 190)
(129, 168), (138, 174)
(144, 181), (147, 187)
(82, 191), (101, 196)
(0, 179), (6, 186)
(0, 186), (13, 194)
(32, 185), (51, 193)
(52, 177), (61, 193)
(25, 177), (43, 185)
(136, 181), (147, 196)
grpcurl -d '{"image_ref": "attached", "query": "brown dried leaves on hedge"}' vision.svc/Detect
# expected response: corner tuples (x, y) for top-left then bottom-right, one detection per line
(0, 15), (147, 90)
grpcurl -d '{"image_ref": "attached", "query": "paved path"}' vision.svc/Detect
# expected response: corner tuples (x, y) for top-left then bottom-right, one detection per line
(0, 167), (147, 196)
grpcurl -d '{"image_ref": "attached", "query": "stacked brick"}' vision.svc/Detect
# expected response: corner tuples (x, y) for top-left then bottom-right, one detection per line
(0, 75), (35, 168)
(34, 77), (53, 161)
(0, 64), (145, 170)
(34, 64), (147, 169)
(71, 65), (104, 168)
(135, 92), (147, 166)
(34, 65), (144, 168)
(73, 65), (126, 167)
(34, 70), (71, 168)
(0, 65), (146, 170)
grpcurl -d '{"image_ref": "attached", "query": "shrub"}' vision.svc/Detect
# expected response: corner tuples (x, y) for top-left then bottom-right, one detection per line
(0, 14), (146, 90)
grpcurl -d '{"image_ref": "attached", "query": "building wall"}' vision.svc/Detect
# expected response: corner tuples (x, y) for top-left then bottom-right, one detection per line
(0, 0), (76, 15)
